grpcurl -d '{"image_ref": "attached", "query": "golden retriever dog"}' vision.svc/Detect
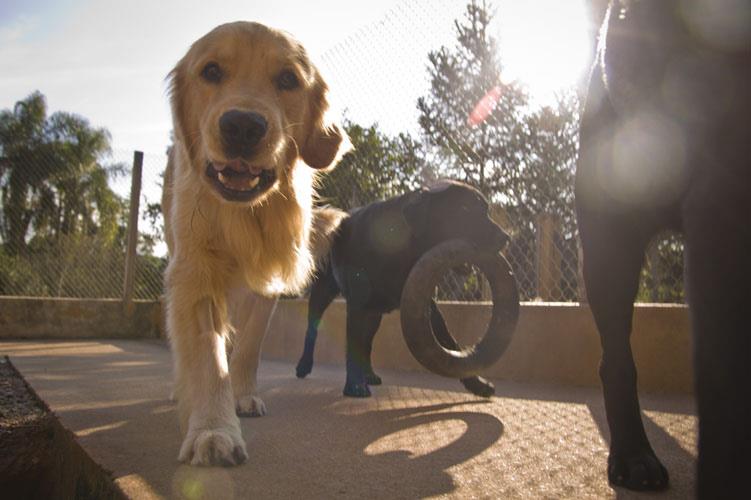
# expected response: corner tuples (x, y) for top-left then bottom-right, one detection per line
(163, 21), (347, 466)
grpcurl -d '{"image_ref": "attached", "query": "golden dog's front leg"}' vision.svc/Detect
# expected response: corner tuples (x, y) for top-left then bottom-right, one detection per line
(170, 295), (248, 466)
(228, 290), (278, 417)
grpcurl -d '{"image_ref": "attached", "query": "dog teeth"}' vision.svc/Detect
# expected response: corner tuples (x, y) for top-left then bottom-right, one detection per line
(216, 171), (260, 191)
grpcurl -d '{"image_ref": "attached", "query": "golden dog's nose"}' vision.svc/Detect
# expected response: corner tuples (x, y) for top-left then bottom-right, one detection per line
(219, 110), (268, 159)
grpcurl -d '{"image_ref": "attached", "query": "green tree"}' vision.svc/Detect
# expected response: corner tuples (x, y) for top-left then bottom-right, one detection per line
(416, 1), (582, 300)
(509, 94), (580, 235)
(416, 0), (529, 199)
(317, 119), (426, 210)
(0, 91), (136, 298)
(0, 91), (125, 254)
(637, 233), (685, 303)
(0, 91), (51, 253)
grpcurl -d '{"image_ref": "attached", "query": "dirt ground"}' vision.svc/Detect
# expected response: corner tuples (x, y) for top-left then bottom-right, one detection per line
(0, 356), (124, 499)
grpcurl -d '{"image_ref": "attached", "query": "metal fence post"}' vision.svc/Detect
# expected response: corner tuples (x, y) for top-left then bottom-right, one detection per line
(535, 213), (561, 301)
(123, 151), (143, 313)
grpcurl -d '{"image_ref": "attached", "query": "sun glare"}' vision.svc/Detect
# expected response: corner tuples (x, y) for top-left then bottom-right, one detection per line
(496, 0), (593, 103)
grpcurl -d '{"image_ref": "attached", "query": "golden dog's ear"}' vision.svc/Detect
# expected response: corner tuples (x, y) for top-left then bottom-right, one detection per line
(301, 79), (350, 170)
(302, 122), (347, 170)
(167, 56), (204, 173)
(167, 59), (190, 157)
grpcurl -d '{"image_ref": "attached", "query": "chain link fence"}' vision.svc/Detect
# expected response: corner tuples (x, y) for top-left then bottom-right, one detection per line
(1, 0), (684, 304)
(313, 0), (685, 304)
(318, 161), (685, 304)
(0, 142), (684, 303)
(0, 148), (166, 300)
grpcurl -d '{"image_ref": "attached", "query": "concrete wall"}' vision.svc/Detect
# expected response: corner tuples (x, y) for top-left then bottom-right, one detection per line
(0, 297), (692, 393)
(265, 300), (693, 394)
(0, 297), (161, 339)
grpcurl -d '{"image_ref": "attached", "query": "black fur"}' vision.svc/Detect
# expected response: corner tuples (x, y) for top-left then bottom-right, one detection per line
(296, 181), (508, 397)
(577, 1), (751, 494)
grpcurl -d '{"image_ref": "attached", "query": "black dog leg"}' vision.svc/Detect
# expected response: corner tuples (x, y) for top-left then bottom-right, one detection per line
(580, 220), (668, 491)
(296, 265), (339, 378)
(429, 300), (495, 397)
(362, 317), (383, 386)
(343, 305), (382, 397)
(684, 180), (751, 499)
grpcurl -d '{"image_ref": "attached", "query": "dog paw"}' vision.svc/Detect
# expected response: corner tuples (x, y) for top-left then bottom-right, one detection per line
(365, 371), (382, 386)
(343, 381), (371, 398)
(236, 395), (266, 417)
(296, 356), (313, 378)
(460, 376), (495, 398)
(608, 449), (669, 491)
(178, 427), (248, 467)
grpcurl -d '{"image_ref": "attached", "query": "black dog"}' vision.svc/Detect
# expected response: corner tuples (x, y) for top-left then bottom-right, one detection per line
(296, 181), (509, 397)
(577, 1), (750, 494)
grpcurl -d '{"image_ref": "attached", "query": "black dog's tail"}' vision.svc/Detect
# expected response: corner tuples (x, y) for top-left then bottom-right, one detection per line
(309, 206), (347, 268)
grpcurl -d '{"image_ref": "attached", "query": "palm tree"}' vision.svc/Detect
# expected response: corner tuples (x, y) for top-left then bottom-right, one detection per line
(0, 91), (51, 253)
(0, 91), (125, 255)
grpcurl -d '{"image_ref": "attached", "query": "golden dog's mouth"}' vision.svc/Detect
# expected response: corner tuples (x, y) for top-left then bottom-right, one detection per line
(205, 159), (277, 202)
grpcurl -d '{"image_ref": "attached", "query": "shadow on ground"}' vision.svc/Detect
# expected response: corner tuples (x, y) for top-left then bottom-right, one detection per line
(0, 340), (696, 499)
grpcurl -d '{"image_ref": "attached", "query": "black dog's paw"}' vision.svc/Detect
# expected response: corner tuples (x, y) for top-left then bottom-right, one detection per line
(608, 449), (669, 491)
(295, 356), (312, 379)
(460, 376), (495, 398)
(365, 371), (382, 386)
(343, 381), (372, 398)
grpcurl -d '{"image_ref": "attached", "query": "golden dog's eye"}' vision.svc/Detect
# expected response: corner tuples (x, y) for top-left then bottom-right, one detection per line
(276, 69), (299, 90)
(201, 62), (223, 84)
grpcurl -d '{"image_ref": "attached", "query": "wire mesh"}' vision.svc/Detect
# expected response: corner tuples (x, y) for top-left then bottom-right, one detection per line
(0, 0), (684, 303)
(311, 0), (685, 304)
(0, 148), (166, 299)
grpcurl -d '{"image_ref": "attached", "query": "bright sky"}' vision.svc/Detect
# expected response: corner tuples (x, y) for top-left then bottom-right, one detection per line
(1, 0), (594, 252)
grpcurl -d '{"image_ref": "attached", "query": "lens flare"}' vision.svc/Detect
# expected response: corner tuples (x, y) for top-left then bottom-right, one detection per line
(468, 86), (502, 127)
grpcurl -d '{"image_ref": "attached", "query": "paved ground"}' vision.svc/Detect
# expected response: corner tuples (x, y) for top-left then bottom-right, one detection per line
(0, 340), (697, 499)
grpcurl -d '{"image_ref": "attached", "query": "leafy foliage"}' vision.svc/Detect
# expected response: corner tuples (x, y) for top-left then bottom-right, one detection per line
(415, 0), (582, 300)
(0, 91), (126, 254)
(0, 91), (163, 298)
(316, 119), (426, 210)
(417, 0), (529, 199)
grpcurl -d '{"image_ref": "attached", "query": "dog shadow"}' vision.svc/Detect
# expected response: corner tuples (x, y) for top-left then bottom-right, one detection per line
(217, 382), (505, 499)
(7, 340), (697, 499)
(7, 341), (504, 499)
